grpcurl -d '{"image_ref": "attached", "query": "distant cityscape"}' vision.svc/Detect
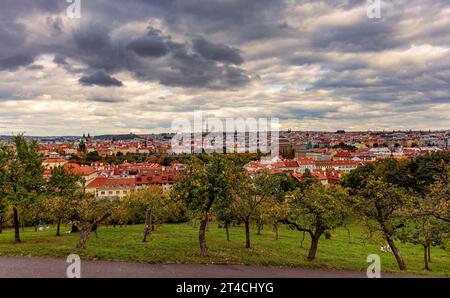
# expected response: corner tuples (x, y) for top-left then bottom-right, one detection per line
(2, 129), (448, 201)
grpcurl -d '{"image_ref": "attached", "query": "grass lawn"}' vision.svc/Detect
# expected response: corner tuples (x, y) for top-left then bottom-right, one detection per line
(0, 222), (448, 277)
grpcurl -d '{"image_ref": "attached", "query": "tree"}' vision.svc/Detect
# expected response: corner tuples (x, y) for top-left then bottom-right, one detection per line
(0, 200), (6, 234)
(284, 181), (351, 261)
(119, 185), (167, 242)
(343, 155), (450, 271)
(85, 151), (101, 163)
(423, 172), (450, 224)
(172, 154), (236, 256)
(0, 144), (9, 234)
(1, 135), (44, 243)
(260, 196), (285, 240)
(398, 212), (447, 271)
(398, 169), (449, 270)
(408, 154), (450, 223)
(233, 172), (282, 248)
(356, 178), (411, 270)
(215, 203), (236, 242)
(75, 195), (116, 249)
(46, 165), (82, 236)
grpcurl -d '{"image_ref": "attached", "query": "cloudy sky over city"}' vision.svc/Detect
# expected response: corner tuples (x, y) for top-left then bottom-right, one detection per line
(0, 0), (449, 135)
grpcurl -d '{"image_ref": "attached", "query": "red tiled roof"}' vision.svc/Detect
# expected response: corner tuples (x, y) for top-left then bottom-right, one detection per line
(331, 160), (359, 165)
(312, 171), (328, 180)
(283, 160), (299, 168)
(296, 158), (315, 164)
(43, 158), (66, 163)
(87, 177), (136, 189)
(270, 162), (286, 168)
(334, 151), (352, 158)
(64, 163), (97, 176)
(291, 171), (328, 181)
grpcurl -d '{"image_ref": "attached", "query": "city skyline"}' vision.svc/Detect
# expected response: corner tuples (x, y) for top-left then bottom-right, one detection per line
(1, 0), (450, 135)
(0, 128), (449, 138)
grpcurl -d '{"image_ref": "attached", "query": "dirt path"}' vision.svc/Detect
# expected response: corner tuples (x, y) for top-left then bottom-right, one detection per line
(0, 256), (420, 278)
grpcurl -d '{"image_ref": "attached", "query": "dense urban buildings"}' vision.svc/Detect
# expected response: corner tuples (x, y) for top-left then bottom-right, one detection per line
(2, 130), (447, 199)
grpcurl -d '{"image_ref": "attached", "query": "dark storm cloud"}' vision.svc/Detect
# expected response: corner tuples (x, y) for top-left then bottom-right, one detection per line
(87, 96), (126, 103)
(127, 36), (169, 58)
(309, 21), (398, 52)
(79, 71), (124, 87)
(26, 64), (44, 70)
(53, 54), (68, 65)
(0, 20), (36, 71)
(192, 38), (243, 65)
(1, 0), (450, 131)
(0, 0), (287, 88)
(0, 53), (36, 71)
(122, 29), (250, 88)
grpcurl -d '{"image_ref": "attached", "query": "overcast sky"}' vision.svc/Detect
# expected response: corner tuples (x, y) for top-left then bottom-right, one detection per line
(0, 0), (449, 136)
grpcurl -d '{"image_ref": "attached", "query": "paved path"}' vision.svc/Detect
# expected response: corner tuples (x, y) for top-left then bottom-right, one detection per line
(0, 256), (420, 278)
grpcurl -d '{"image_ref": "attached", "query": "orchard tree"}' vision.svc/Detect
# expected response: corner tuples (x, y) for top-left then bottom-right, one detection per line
(172, 154), (237, 256)
(260, 196), (285, 240)
(343, 156), (450, 271)
(398, 170), (449, 270)
(233, 172), (282, 248)
(215, 203), (236, 242)
(353, 178), (411, 270)
(2, 135), (44, 242)
(120, 185), (167, 242)
(21, 195), (46, 232)
(46, 165), (82, 236)
(0, 203), (4, 233)
(414, 163), (450, 224)
(398, 213), (447, 271)
(76, 194), (116, 249)
(284, 181), (351, 261)
(0, 145), (8, 233)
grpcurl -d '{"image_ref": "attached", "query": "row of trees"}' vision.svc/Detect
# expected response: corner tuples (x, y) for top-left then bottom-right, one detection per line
(0, 135), (118, 248)
(0, 136), (448, 272)
(170, 155), (355, 261)
(342, 153), (450, 271)
(171, 153), (449, 271)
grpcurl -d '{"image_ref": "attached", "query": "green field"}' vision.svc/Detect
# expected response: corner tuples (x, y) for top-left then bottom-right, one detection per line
(0, 222), (448, 277)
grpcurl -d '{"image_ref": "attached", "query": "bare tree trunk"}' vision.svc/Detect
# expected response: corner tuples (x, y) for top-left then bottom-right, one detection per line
(427, 245), (431, 263)
(142, 206), (153, 242)
(225, 222), (230, 242)
(386, 236), (407, 271)
(345, 226), (352, 243)
(13, 207), (20, 243)
(423, 244), (430, 271)
(199, 217), (208, 256)
(245, 219), (251, 248)
(307, 235), (320, 261)
(56, 217), (61, 236)
(300, 231), (305, 248)
(273, 224), (278, 240)
(0, 217), (3, 234)
(257, 221), (263, 235)
(77, 212), (110, 250)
